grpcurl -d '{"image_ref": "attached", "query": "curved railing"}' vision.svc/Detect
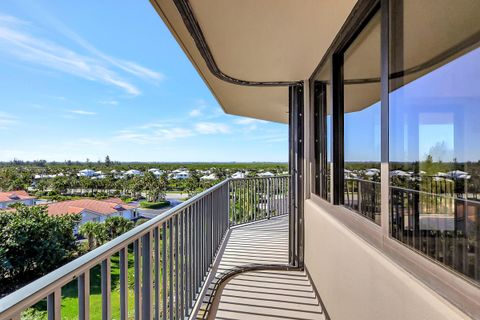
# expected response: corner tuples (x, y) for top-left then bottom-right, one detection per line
(0, 176), (290, 320)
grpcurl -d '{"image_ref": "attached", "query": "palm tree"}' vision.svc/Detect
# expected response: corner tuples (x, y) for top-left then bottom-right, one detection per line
(92, 223), (108, 246)
(104, 216), (134, 239)
(78, 221), (97, 250)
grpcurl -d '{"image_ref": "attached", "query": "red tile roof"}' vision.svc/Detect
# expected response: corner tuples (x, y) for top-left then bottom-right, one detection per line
(44, 199), (135, 217)
(103, 197), (128, 205)
(0, 190), (35, 202)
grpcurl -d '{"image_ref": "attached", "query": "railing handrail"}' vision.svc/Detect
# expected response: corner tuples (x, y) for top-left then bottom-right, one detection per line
(231, 174), (290, 180)
(390, 185), (480, 206)
(0, 179), (230, 317)
(344, 177), (381, 185)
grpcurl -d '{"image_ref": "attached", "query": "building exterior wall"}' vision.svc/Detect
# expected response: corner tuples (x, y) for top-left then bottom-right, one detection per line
(74, 209), (134, 234)
(304, 199), (469, 320)
(0, 199), (35, 209)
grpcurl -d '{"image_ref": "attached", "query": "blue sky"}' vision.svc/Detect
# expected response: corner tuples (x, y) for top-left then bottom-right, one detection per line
(0, 0), (287, 162)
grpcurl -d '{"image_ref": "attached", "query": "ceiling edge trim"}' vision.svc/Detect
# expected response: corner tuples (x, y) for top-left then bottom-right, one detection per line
(172, 0), (303, 87)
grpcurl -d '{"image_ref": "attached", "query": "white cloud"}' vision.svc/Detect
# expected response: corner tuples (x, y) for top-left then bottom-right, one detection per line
(43, 15), (164, 82)
(69, 109), (96, 115)
(114, 127), (194, 144)
(195, 122), (230, 134)
(98, 100), (118, 106)
(0, 13), (163, 96)
(113, 120), (230, 145)
(189, 108), (202, 117)
(0, 112), (19, 129)
(245, 133), (286, 143)
(235, 118), (262, 125)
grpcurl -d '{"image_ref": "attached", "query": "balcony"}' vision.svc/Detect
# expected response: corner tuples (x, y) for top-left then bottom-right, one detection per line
(0, 176), (324, 320)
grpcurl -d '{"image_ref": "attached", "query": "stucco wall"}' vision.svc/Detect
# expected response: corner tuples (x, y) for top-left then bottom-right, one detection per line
(304, 199), (469, 320)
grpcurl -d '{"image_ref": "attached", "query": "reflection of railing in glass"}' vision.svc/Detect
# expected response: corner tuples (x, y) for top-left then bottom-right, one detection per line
(344, 178), (381, 224)
(390, 186), (480, 283)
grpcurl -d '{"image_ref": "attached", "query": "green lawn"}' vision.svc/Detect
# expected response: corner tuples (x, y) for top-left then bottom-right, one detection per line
(22, 250), (153, 320)
(139, 200), (171, 209)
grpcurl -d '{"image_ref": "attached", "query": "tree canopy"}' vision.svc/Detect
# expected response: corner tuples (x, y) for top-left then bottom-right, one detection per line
(0, 205), (80, 293)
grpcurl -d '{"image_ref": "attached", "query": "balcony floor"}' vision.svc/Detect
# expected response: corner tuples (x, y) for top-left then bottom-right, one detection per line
(204, 216), (326, 320)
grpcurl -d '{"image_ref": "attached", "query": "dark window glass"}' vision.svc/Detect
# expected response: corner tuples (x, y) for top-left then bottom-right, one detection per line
(343, 12), (381, 224)
(389, 0), (480, 283)
(313, 62), (332, 201)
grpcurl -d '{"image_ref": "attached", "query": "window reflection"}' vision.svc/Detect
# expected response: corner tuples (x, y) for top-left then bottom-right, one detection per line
(343, 12), (381, 224)
(389, 0), (480, 283)
(313, 61), (332, 201)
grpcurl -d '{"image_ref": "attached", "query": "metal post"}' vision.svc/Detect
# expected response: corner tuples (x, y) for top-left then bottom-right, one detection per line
(154, 228), (160, 320)
(175, 215), (179, 319)
(267, 178), (271, 219)
(162, 223), (167, 320)
(78, 272), (90, 320)
(119, 248), (128, 320)
(141, 232), (152, 320)
(47, 289), (61, 320)
(168, 219), (173, 320)
(101, 259), (111, 320)
(134, 240), (141, 320)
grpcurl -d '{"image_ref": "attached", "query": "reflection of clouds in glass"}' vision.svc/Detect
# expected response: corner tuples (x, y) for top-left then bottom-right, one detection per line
(390, 47), (480, 162)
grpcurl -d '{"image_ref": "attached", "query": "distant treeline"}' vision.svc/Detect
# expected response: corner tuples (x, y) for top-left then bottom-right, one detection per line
(0, 159), (288, 172)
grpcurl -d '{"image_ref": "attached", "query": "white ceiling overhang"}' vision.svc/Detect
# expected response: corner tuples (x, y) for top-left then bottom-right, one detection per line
(150, 0), (357, 123)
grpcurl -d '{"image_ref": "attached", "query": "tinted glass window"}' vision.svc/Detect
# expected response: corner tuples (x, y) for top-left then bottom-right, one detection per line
(343, 13), (381, 224)
(389, 0), (480, 283)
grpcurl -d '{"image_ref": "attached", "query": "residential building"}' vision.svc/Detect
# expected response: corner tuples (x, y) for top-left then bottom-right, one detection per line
(44, 198), (137, 233)
(200, 173), (217, 181)
(0, 190), (36, 209)
(148, 168), (164, 177)
(1, 1), (479, 320)
(231, 171), (246, 179)
(78, 169), (96, 177)
(124, 169), (142, 176)
(257, 171), (274, 178)
(171, 170), (190, 180)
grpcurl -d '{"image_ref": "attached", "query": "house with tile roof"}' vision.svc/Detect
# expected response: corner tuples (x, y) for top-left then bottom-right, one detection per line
(0, 190), (36, 209)
(44, 198), (138, 233)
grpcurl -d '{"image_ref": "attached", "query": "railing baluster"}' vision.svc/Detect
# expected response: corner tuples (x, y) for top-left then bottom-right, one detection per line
(78, 272), (90, 320)
(267, 178), (271, 218)
(142, 231), (152, 320)
(188, 206), (193, 309)
(162, 223), (167, 320)
(175, 215), (179, 319)
(154, 228), (160, 320)
(179, 211), (185, 319)
(9, 313), (20, 320)
(208, 194), (211, 263)
(119, 247), (128, 320)
(194, 202), (199, 296)
(201, 198), (205, 280)
(168, 219), (173, 320)
(101, 258), (111, 320)
(47, 288), (61, 320)
(134, 239), (141, 320)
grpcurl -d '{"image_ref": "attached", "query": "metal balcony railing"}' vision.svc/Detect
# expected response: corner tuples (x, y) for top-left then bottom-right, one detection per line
(0, 176), (290, 320)
(229, 176), (290, 226)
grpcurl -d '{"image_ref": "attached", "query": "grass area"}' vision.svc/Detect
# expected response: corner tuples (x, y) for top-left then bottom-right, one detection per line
(22, 250), (141, 320)
(139, 200), (170, 209)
